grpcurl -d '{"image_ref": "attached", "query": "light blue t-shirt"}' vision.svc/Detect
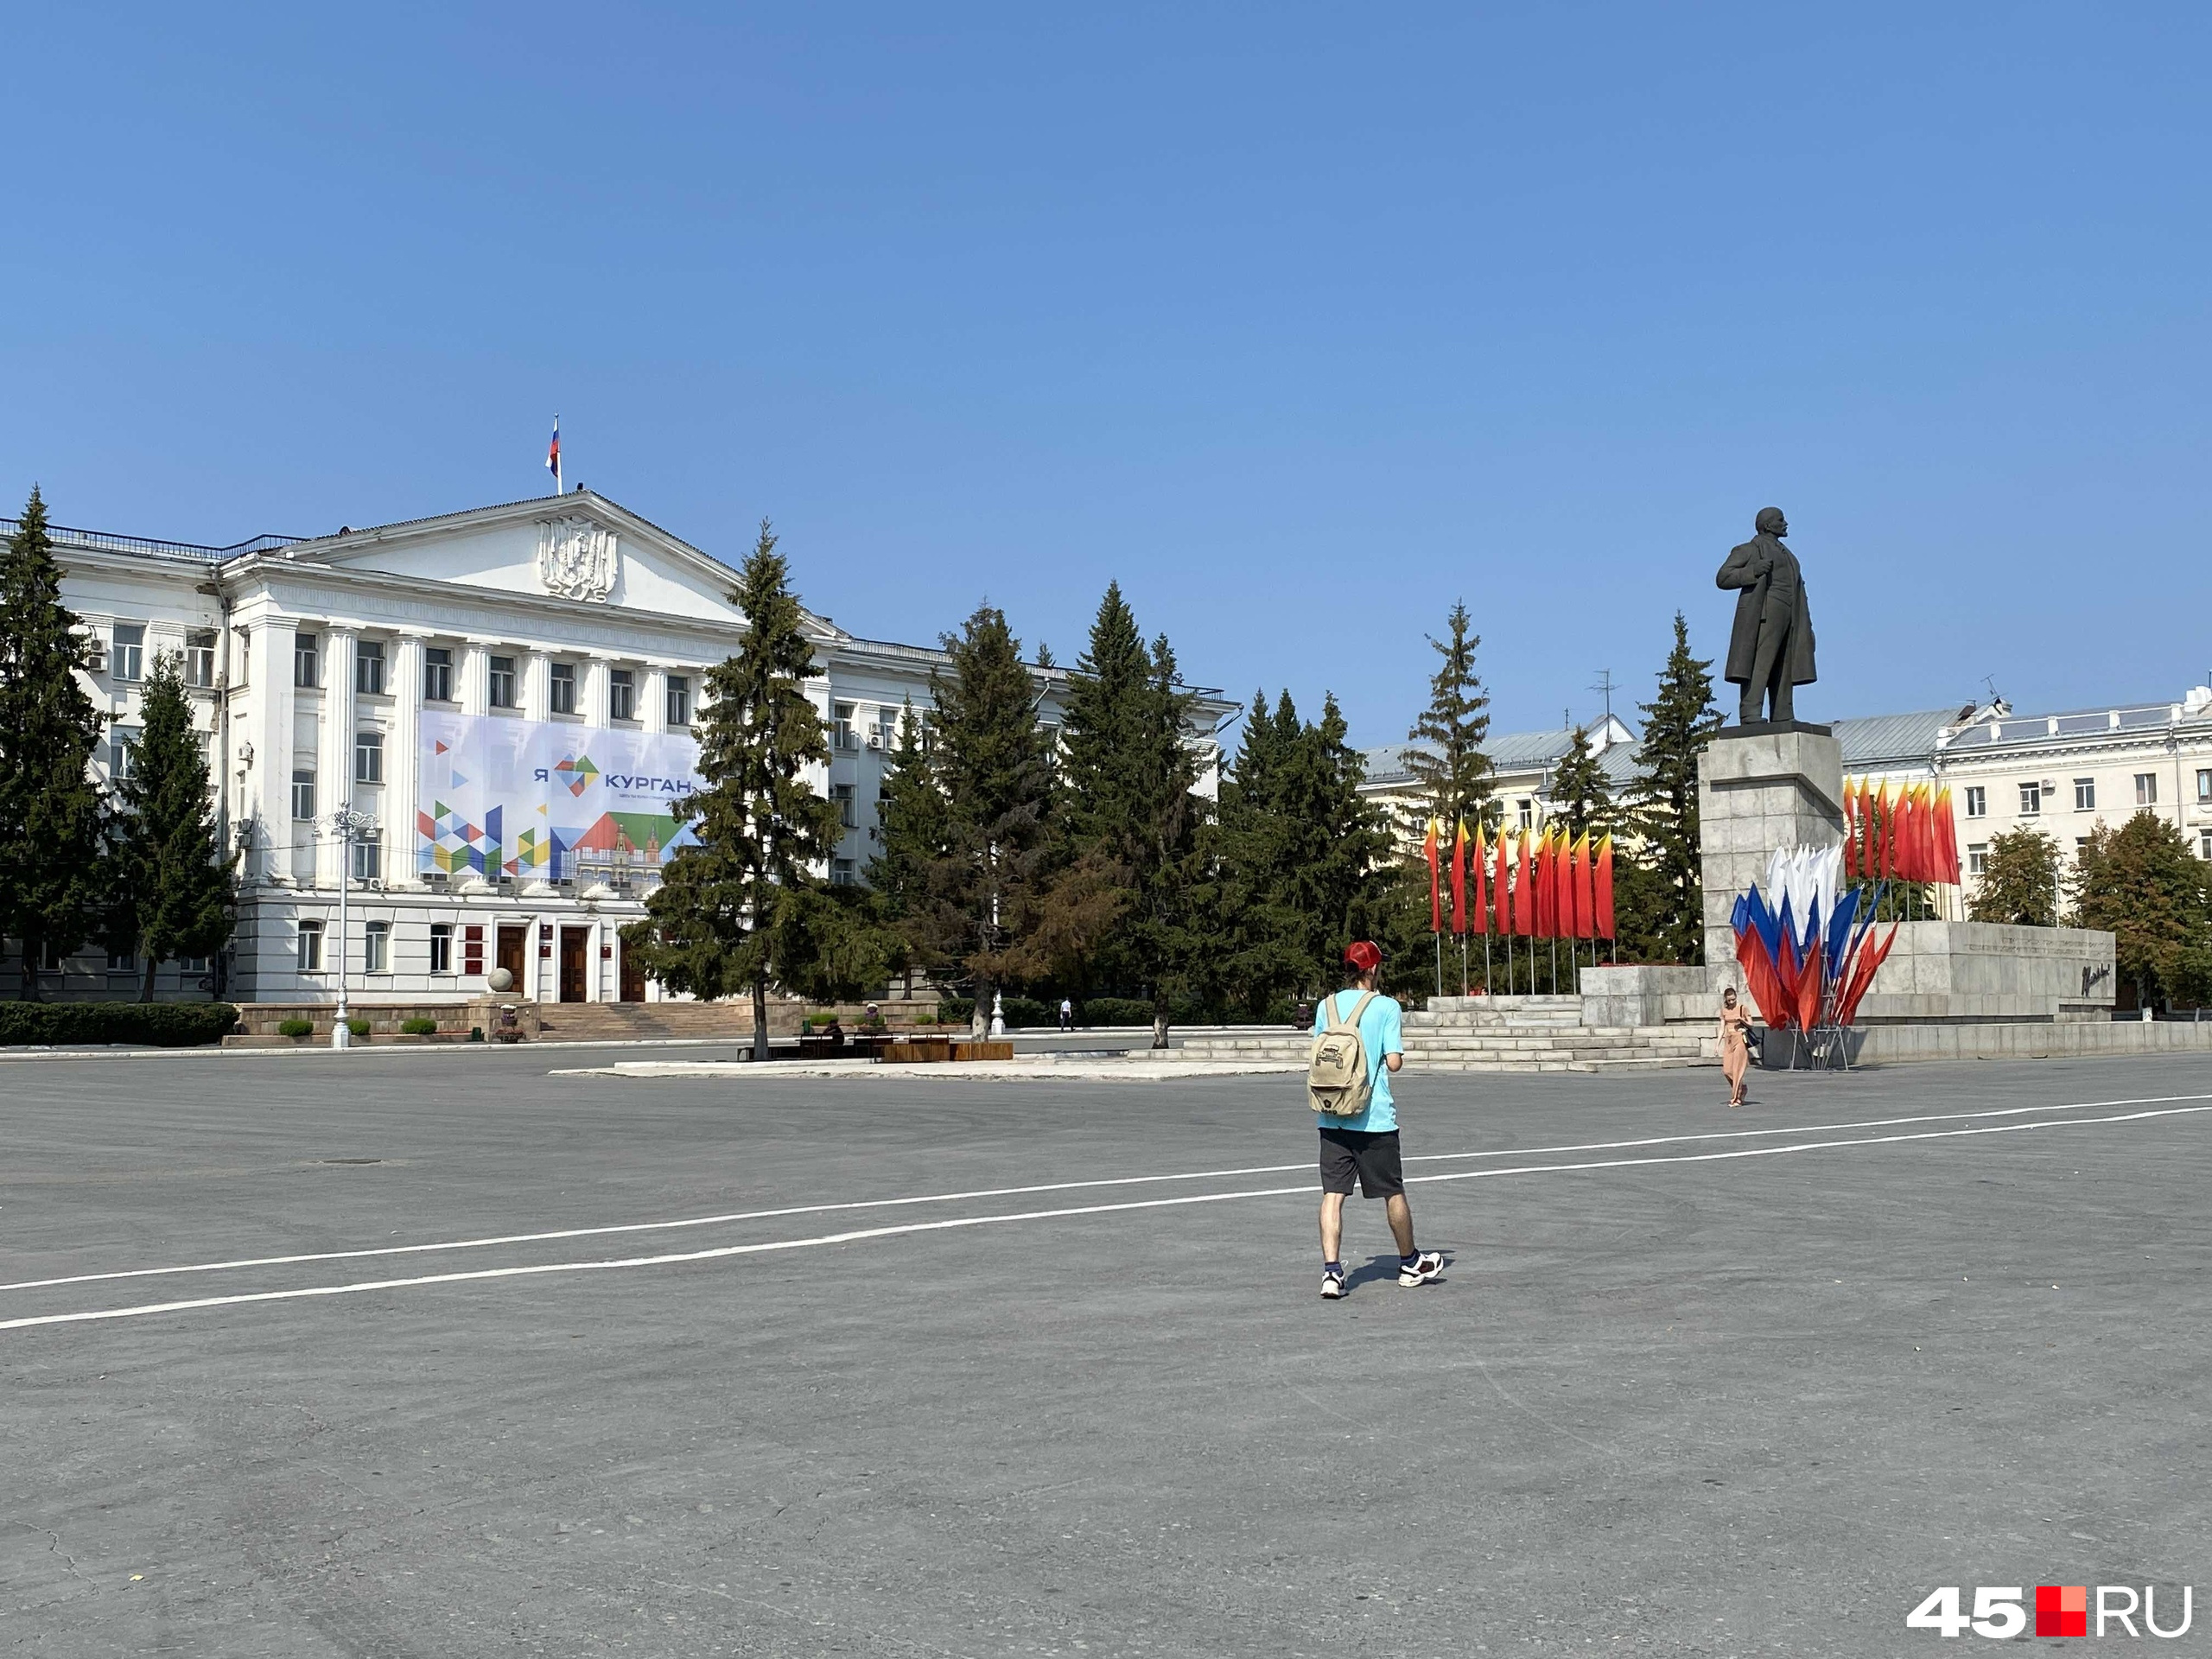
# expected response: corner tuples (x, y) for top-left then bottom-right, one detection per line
(1312, 988), (1405, 1133)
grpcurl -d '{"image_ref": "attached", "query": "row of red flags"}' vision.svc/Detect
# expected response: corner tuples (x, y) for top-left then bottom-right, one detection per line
(1422, 821), (1617, 941)
(1843, 779), (1962, 886)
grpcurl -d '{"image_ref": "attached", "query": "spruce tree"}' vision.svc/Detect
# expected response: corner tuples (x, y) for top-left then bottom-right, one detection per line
(0, 488), (107, 1000)
(1057, 580), (1152, 852)
(622, 521), (843, 1059)
(1624, 612), (1721, 964)
(864, 697), (950, 997)
(1274, 693), (1393, 995)
(922, 604), (1052, 1036)
(1547, 725), (1612, 839)
(1211, 690), (1304, 1018)
(112, 651), (234, 1000)
(1403, 601), (1494, 833)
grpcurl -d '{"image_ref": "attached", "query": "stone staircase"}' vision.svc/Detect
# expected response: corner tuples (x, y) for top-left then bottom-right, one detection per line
(529, 1001), (766, 1043)
(1176, 994), (1716, 1073)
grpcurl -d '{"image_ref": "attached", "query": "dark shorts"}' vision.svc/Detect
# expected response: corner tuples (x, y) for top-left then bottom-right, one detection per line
(1318, 1127), (1404, 1199)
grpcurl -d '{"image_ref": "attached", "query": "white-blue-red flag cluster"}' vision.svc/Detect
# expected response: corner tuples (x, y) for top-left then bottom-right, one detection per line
(546, 416), (562, 493)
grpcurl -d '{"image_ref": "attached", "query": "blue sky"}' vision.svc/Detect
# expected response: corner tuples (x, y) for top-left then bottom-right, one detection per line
(4, 5), (2208, 747)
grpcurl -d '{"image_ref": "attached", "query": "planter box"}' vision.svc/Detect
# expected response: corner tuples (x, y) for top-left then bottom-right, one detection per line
(879, 1040), (1017, 1064)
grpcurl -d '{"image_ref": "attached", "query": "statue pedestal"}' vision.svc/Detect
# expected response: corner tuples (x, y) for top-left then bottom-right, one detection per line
(1696, 723), (1846, 989)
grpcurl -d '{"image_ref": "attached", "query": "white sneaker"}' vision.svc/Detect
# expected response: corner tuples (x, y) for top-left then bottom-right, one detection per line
(1397, 1251), (1445, 1287)
(1320, 1269), (1346, 1300)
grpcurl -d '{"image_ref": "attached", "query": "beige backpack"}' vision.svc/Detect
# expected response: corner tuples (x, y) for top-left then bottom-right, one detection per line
(1306, 989), (1378, 1116)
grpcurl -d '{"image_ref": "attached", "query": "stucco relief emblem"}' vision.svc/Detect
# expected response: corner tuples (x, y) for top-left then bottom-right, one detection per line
(536, 516), (619, 602)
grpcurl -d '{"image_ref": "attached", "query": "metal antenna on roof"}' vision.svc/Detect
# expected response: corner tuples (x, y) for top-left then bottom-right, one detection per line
(1981, 675), (2000, 703)
(1590, 670), (1616, 724)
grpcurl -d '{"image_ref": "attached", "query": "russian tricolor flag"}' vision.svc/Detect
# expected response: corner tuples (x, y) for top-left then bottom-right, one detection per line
(546, 415), (562, 493)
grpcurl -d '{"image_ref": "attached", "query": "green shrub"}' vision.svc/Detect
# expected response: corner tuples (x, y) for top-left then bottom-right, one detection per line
(0, 1002), (243, 1047)
(935, 996), (973, 1026)
(346, 1017), (371, 1039)
(276, 1017), (315, 1039)
(1077, 997), (1156, 1027)
(401, 1016), (438, 1036)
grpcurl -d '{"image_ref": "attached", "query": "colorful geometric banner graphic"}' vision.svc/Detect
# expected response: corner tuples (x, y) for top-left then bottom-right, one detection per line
(416, 712), (701, 883)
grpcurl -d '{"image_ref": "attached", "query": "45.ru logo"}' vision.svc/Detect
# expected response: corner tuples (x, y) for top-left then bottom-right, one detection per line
(1907, 1584), (2193, 1638)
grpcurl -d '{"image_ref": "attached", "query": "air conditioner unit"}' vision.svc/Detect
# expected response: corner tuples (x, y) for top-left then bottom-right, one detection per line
(2042, 779), (2058, 791)
(866, 729), (885, 750)
(85, 645), (107, 674)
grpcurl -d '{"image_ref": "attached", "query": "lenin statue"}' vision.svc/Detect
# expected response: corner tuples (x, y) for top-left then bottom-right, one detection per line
(1715, 506), (1817, 725)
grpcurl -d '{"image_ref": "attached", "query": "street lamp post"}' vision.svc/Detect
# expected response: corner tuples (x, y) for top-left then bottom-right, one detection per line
(325, 806), (379, 1051)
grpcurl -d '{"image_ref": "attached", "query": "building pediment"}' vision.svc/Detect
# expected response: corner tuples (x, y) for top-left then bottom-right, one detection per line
(262, 492), (845, 640)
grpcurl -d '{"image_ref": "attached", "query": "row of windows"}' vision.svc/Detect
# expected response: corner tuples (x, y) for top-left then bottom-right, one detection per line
(104, 624), (219, 688)
(296, 918), (431, 974)
(289, 634), (690, 725)
(1967, 830), (2212, 874)
(1960, 771), (2212, 818)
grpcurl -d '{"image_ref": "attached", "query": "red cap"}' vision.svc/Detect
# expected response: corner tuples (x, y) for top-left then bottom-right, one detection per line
(1344, 940), (1382, 973)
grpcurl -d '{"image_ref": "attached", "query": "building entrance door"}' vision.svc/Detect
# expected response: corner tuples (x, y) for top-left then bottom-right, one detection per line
(619, 943), (645, 1002)
(558, 927), (589, 1003)
(496, 925), (527, 990)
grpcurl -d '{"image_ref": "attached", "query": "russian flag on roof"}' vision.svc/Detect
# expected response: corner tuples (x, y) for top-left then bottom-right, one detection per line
(546, 416), (561, 489)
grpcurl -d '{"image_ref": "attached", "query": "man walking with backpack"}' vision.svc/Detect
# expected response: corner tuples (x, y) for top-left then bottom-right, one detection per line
(1308, 940), (1444, 1300)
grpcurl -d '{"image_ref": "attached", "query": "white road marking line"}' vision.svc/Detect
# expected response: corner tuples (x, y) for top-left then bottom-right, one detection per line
(5, 1090), (2205, 1294)
(6, 1100), (2208, 1334)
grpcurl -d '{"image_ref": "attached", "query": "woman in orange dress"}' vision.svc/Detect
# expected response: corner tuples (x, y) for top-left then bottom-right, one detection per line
(1717, 987), (1753, 1107)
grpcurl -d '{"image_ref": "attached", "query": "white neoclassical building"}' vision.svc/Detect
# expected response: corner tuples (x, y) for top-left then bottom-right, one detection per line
(16, 491), (1231, 1006)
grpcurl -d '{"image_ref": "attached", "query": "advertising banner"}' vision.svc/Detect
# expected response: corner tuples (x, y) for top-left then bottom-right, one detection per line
(416, 712), (701, 882)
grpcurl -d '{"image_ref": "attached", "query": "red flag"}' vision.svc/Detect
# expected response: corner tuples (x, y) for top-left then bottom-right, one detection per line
(1422, 817), (1441, 932)
(1876, 784), (1894, 880)
(1796, 944), (1824, 1032)
(1535, 829), (1557, 939)
(1450, 819), (1469, 935)
(1491, 828), (1509, 936)
(1573, 832), (1593, 939)
(1936, 787), (1960, 884)
(1516, 831), (1535, 936)
(1471, 824), (1488, 936)
(1594, 833), (1616, 940)
(1843, 779), (1860, 879)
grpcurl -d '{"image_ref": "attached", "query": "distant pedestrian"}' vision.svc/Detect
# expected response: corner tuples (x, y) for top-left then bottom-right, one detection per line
(1310, 941), (1443, 1300)
(1718, 987), (1753, 1107)
(1059, 997), (1074, 1032)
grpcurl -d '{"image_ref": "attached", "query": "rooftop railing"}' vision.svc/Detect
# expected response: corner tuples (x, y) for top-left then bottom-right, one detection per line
(0, 518), (304, 563)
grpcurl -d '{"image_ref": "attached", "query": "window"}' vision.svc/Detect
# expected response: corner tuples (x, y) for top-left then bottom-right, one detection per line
(110, 726), (140, 780)
(832, 857), (856, 887)
(429, 923), (454, 975)
(355, 639), (385, 695)
(2200, 830), (2212, 861)
(111, 622), (144, 682)
(291, 770), (316, 820)
(1964, 785), (1986, 818)
(2136, 772), (2158, 806)
(423, 646), (454, 702)
(2072, 778), (2095, 811)
(1967, 843), (1990, 876)
(550, 660), (577, 715)
(232, 626), (249, 686)
(1517, 798), (1535, 830)
(39, 940), (64, 973)
(293, 631), (320, 689)
(107, 948), (137, 974)
(363, 920), (389, 973)
(2018, 782), (2041, 816)
(833, 702), (857, 751)
(488, 654), (518, 709)
(831, 783), (856, 829)
(175, 955), (209, 974)
(354, 731), (384, 785)
(185, 629), (218, 688)
(351, 835), (382, 882)
(608, 669), (635, 722)
(665, 674), (690, 728)
(296, 919), (324, 972)
(2198, 769), (2212, 805)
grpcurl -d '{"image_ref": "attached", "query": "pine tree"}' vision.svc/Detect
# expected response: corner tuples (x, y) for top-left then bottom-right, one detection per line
(112, 651), (234, 1000)
(1967, 826), (2062, 927)
(1402, 601), (1494, 834)
(2074, 812), (2212, 1010)
(921, 604), (1052, 1035)
(1057, 581), (1152, 852)
(1624, 612), (1721, 964)
(0, 488), (107, 1001)
(622, 521), (844, 1059)
(1547, 725), (1612, 839)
